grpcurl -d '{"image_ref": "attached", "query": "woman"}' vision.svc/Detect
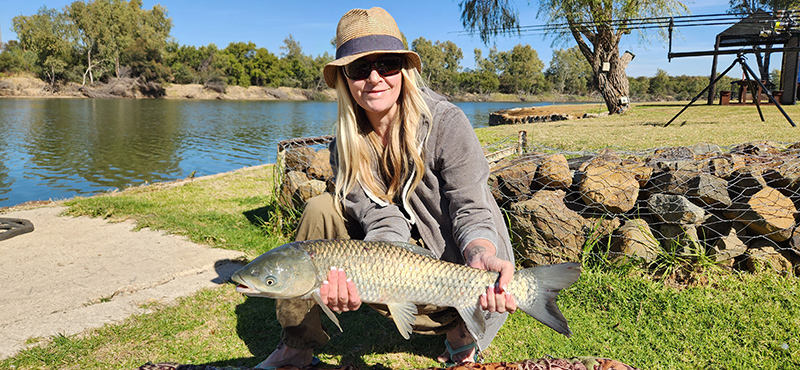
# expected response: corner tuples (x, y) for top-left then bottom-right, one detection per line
(258, 7), (516, 369)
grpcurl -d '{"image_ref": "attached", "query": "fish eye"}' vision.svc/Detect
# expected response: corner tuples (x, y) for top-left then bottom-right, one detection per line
(265, 276), (277, 286)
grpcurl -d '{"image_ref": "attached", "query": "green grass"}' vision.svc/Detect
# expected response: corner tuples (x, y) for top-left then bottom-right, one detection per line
(474, 102), (800, 151)
(3, 103), (800, 369)
(61, 164), (291, 257)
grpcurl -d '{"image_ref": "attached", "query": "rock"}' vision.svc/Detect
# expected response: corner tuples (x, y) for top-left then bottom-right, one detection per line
(689, 142), (723, 156)
(611, 218), (659, 262)
(789, 226), (800, 255)
(578, 155), (639, 214)
(745, 241), (793, 273)
(307, 148), (333, 181)
(723, 187), (796, 242)
(279, 171), (310, 207)
(763, 157), (800, 189)
(294, 179), (327, 205)
(711, 227), (747, 262)
(647, 193), (707, 225)
(647, 169), (700, 196)
(489, 158), (539, 206)
(621, 159), (653, 187)
(658, 223), (703, 256)
(685, 173), (732, 209)
(489, 107), (572, 126)
(728, 166), (768, 199)
(284, 146), (315, 173)
(705, 154), (744, 179)
(508, 190), (589, 265)
(535, 153), (572, 190)
(731, 141), (783, 157)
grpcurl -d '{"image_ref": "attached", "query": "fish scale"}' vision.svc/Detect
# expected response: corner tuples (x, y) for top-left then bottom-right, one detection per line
(301, 239), (497, 307)
(231, 238), (581, 347)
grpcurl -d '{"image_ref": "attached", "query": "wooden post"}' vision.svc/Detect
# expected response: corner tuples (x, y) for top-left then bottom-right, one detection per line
(708, 35), (721, 105)
(780, 36), (799, 105)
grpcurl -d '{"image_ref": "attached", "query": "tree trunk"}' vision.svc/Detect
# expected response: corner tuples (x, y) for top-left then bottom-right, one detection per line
(569, 20), (632, 114)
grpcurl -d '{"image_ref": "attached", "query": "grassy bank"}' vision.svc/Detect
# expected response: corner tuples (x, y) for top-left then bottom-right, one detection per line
(2, 102), (800, 369)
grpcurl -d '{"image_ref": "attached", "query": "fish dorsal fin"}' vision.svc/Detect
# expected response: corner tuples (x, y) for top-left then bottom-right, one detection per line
(455, 305), (486, 347)
(386, 302), (418, 340)
(390, 241), (437, 259)
(310, 289), (343, 333)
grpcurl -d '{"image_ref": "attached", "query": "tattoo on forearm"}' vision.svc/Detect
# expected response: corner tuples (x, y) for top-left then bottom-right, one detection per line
(466, 245), (487, 262)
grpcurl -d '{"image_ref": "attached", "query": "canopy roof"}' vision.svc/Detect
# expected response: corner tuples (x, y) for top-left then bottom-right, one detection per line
(718, 11), (793, 47)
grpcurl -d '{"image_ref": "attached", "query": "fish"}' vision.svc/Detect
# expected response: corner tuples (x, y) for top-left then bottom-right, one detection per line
(231, 239), (581, 344)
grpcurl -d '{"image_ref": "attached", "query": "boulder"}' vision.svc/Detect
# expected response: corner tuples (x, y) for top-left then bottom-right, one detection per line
(294, 179), (327, 206)
(745, 240), (793, 273)
(647, 169), (701, 196)
(307, 148), (333, 181)
(710, 227), (747, 262)
(704, 154), (744, 179)
(611, 218), (659, 262)
(685, 173), (732, 209)
(658, 223), (703, 256)
(578, 155), (639, 214)
(647, 193), (706, 225)
(621, 159), (653, 187)
(284, 146), (315, 173)
(535, 153), (572, 190)
(279, 171), (310, 207)
(728, 166), (768, 199)
(489, 159), (539, 206)
(508, 190), (589, 265)
(723, 187), (796, 242)
(763, 157), (800, 189)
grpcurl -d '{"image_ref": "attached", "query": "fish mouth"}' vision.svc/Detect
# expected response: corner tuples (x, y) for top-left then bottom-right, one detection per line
(235, 284), (259, 295)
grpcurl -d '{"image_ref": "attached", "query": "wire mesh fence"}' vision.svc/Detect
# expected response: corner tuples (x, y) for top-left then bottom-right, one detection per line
(276, 133), (800, 277)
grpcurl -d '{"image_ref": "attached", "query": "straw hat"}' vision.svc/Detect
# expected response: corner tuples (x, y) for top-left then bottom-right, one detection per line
(323, 7), (422, 88)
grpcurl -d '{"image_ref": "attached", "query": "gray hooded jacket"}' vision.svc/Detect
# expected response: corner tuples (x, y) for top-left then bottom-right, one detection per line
(331, 89), (513, 351)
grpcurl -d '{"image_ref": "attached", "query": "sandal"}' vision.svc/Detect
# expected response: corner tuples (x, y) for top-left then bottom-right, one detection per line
(442, 339), (478, 367)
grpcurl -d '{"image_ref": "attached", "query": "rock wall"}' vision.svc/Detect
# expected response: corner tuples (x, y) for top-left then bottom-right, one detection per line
(279, 137), (800, 275)
(491, 141), (800, 275)
(489, 107), (573, 126)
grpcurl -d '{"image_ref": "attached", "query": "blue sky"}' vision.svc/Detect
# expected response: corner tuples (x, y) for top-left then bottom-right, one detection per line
(1, 0), (756, 78)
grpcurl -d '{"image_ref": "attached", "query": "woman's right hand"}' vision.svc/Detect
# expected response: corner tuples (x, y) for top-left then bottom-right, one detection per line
(319, 267), (362, 312)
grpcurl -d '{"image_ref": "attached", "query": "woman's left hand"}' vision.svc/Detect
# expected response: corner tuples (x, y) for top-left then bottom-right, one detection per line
(465, 240), (517, 314)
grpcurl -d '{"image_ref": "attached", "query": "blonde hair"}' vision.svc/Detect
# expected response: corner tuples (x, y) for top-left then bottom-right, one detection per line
(333, 64), (432, 208)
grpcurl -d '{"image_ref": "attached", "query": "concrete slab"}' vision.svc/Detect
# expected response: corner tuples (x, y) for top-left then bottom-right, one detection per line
(0, 206), (245, 359)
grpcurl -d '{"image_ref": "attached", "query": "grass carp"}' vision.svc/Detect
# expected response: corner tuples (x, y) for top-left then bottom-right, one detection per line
(231, 239), (581, 343)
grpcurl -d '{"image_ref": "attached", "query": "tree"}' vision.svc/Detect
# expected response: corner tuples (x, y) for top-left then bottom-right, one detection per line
(728, 0), (800, 13)
(67, 1), (107, 85)
(459, 48), (499, 94)
(412, 37), (463, 94)
(492, 44), (546, 94)
(12, 7), (74, 88)
(459, 0), (688, 113)
(546, 46), (592, 95)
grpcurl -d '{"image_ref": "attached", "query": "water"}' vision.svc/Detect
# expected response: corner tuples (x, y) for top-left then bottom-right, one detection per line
(0, 98), (563, 208)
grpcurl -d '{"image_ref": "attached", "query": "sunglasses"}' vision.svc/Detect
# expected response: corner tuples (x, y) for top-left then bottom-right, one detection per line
(343, 55), (404, 80)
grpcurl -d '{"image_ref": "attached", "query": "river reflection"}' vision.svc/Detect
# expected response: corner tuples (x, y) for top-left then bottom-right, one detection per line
(0, 98), (562, 207)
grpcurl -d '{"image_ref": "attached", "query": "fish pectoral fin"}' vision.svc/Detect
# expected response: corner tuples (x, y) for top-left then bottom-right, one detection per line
(311, 290), (343, 332)
(386, 302), (418, 340)
(455, 305), (486, 342)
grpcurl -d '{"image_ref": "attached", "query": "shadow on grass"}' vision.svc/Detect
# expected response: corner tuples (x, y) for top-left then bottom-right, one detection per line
(203, 297), (443, 369)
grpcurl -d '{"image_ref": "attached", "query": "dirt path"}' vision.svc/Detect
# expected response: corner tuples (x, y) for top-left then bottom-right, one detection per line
(0, 205), (245, 359)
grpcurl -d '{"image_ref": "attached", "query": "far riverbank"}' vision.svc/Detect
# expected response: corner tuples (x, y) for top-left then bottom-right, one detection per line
(0, 75), (597, 103)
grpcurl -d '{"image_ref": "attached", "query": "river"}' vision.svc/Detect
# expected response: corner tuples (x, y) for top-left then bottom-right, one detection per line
(0, 98), (568, 208)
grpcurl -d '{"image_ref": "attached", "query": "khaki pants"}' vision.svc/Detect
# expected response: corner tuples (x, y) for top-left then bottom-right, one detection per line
(277, 192), (460, 349)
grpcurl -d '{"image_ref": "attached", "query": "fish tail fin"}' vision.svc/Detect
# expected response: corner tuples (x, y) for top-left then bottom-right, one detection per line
(514, 262), (581, 337)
